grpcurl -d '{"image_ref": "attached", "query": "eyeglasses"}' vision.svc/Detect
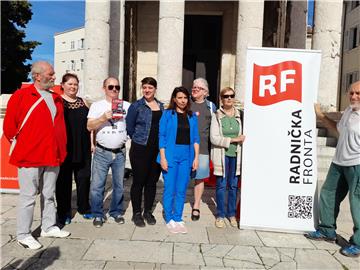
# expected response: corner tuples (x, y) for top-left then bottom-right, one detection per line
(221, 94), (235, 99)
(192, 86), (205, 91)
(107, 85), (120, 91)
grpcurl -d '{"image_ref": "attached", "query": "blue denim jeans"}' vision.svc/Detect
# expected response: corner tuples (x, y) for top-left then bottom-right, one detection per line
(90, 146), (125, 218)
(216, 155), (238, 218)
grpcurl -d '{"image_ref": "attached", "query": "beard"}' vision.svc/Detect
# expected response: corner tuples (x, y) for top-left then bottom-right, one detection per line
(40, 79), (54, 90)
(350, 102), (360, 111)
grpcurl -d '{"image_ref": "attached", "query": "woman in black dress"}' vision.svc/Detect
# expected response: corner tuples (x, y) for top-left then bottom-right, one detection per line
(56, 73), (93, 225)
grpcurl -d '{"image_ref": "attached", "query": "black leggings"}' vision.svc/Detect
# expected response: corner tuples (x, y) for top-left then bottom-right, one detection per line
(56, 156), (91, 218)
(129, 141), (161, 215)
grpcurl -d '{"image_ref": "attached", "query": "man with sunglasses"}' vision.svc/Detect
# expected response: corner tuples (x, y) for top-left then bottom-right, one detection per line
(87, 77), (130, 228)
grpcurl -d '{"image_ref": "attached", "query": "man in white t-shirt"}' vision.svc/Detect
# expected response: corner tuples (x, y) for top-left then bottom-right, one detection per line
(305, 81), (360, 257)
(87, 77), (130, 228)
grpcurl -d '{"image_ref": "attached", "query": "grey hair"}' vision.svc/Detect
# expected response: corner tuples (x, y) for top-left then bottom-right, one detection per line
(31, 61), (49, 81)
(193, 77), (209, 94)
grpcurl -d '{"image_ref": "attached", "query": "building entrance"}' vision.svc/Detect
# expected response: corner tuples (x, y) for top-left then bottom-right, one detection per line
(182, 15), (222, 105)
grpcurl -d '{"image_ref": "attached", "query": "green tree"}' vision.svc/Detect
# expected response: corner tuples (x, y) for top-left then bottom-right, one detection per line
(1, 1), (40, 94)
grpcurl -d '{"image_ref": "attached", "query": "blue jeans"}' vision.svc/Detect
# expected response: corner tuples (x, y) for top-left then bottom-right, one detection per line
(216, 155), (238, 218)
(162, 145), (191, 223)
(90, 146), (125, 218)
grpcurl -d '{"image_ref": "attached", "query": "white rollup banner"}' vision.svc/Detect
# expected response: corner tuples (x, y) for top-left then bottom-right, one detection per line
(240, 47), (321, 232)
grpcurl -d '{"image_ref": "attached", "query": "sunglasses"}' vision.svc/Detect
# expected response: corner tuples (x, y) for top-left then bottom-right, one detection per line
(222, 94), (235, 99)
(107, 85), (120, 91)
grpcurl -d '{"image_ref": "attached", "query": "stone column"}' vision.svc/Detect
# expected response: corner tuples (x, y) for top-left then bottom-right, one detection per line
(109, 0), (125, 96)
(157, 0), (185, 102)
(287, 0), (307, 49)
(312, 0), (343, 111)
(84, 0), (110, 102)
(234, 0), (264, 105)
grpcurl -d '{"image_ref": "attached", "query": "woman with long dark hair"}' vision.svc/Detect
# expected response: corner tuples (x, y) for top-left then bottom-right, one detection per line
(157, 87), (200, 234)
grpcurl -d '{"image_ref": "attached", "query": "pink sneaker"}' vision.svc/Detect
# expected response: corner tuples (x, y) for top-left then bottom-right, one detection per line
(176, 221), (188, 234)
(166, 220), (180, 234)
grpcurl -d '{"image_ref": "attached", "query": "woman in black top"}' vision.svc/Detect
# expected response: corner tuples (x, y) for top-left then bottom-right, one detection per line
(126, 77), (164, 227)
(56, 73), (93, 225)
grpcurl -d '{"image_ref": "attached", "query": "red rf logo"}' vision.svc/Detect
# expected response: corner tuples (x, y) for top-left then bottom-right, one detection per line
(252, 61), (302, 106)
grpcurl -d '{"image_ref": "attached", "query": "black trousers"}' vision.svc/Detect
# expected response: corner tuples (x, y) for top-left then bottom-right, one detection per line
(129, 141), (161, 215)
(56, 156), (91, 218)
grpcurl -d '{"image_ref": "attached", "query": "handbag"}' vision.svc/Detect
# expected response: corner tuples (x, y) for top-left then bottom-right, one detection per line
(8, 97), (44, 156)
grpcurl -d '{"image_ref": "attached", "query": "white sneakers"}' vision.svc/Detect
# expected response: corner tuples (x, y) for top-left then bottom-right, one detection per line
(40, 226), (70, 238)
(18, 227), (70, 250)
(176, 221), (188, 234)
(17, 235), (42, 250)
(166, 220), (187, 234)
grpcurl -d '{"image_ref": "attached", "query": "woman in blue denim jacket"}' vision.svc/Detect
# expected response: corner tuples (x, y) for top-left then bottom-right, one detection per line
(126, 77), (164, 227)
(157, 87), (200, 234)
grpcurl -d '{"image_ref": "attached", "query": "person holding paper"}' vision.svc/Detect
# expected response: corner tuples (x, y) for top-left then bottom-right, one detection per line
(305, 81), (360, 258)
(126, 77), (164, 227)
(87, 77), (130, 228)
(210, 87), (245, 229)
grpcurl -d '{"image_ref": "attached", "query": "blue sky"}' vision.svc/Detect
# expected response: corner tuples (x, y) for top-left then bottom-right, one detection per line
(24, 0), (314, 65)
(25, 0), (85, 64)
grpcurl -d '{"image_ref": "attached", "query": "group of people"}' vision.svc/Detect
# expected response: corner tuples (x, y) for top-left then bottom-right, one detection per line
(3, 61), (359, 258)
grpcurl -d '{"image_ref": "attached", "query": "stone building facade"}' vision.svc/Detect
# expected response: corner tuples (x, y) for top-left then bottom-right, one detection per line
(340, 1), (360, 110)
(77, 1), (345, 110)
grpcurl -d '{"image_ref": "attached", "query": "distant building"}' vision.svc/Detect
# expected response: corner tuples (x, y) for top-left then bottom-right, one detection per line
(53, 1), (354, 111)
(340, 1), (360, 110)
(54, 27), (85, 97)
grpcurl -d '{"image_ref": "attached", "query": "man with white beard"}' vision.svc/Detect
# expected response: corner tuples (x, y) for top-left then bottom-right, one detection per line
(305, 81), (360, 258)
(4, 61), (70, 250)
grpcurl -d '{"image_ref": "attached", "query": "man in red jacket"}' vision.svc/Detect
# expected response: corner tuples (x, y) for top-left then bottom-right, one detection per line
(3, 61), (70, 250)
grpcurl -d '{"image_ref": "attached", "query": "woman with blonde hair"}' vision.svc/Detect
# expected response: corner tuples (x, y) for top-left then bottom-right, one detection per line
(210, 87), (245, 228)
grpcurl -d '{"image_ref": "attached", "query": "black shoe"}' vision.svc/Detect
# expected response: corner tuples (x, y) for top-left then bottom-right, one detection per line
(143, 212), (156, 225)
(191, 209), (200, 221)
(93, 217), (104, 228)
(132, 212), (146, 227)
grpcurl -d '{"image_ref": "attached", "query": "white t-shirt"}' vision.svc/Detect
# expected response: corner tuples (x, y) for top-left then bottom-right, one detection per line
(333, 106), (360, 166)
(88, 99), (131, 149)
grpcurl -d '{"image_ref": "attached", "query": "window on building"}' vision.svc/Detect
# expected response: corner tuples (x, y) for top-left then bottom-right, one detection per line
(351, 1), (360, 10)
(71, 60), (75, 71)
(80, 59), (84, 70)
(348, 26), (359, 50)
(345, 71), (359, 91)
(80, 38), (84, 49)
(70, 41), (75, 50)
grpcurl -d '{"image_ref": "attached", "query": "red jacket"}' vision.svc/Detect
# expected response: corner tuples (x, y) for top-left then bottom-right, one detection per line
(3, 84), (67, 167)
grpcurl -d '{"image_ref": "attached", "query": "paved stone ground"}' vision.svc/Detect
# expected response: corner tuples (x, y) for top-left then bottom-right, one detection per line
(1, 177), (359, 270)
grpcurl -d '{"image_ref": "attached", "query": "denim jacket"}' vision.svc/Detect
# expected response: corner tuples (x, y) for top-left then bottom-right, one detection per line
(156, 110), (200, 167)
(126, 97), (164, 145)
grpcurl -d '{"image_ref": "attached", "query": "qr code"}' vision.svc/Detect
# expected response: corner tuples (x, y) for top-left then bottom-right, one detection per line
(288, 195), (313, 219)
